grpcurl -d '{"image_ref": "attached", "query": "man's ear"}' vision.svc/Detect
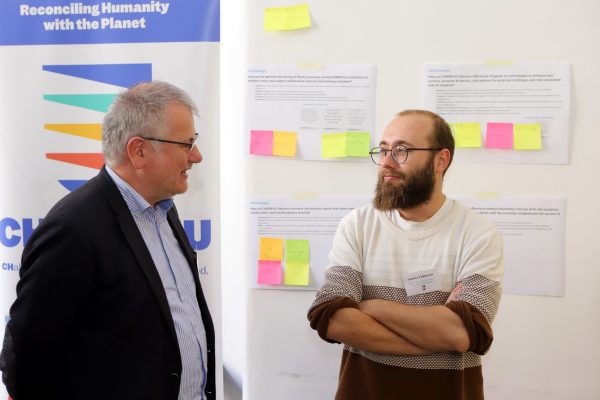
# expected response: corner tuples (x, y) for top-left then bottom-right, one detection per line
(435, 148), (451, 174)
(126, 137), (148, 169)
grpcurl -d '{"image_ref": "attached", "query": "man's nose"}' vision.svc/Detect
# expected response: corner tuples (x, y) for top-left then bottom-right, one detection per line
(190, 145), (202, 163)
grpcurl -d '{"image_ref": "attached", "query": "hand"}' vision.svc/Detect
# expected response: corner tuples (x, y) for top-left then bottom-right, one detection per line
(446, 282), (463, 304)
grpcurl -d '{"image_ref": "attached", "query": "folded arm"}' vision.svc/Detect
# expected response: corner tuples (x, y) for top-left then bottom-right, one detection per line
(358, 299), (469, 352)
(309, 297), (429, 356)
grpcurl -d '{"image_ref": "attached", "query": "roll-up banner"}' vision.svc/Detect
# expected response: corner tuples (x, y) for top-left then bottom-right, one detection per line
(0, 1), (221, 397)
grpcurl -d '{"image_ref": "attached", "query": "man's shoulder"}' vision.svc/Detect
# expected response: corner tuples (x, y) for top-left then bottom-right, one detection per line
(44, 172), (114, 224)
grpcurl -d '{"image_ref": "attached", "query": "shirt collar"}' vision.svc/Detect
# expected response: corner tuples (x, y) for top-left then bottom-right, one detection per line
(105, 165), (174, 215)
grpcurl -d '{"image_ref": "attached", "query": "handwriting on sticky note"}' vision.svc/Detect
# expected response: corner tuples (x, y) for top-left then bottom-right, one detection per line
(285, 239), (309, 262)
(273, 131), (297, 157)
(450, 123), (482, 148)
(257, 260), (282, 285)
(264, 4), (311, 31)
(285, 261), (309, 286)
(322, 132), (371, 158)
(345, 132), (370, 157)
(514, 123), (542, 150)
(485, 122), (513, 149)
(259, 237), (284, 261)
(321, 133), (346, 158)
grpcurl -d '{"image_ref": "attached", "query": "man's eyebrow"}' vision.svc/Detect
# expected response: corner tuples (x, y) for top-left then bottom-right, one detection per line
(379, 140), (411, 147)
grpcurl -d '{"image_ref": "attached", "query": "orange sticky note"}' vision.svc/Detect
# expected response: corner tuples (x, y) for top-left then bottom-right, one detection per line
(259, 237), (284, 261)
(273, 131), (297, 157)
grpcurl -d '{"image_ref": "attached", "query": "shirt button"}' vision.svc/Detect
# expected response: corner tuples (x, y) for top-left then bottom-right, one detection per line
(169, 373), (180, 384)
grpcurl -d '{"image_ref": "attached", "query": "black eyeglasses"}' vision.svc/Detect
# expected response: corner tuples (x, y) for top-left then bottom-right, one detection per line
(142, 133), (199, 151)
(369, 145), (441, 165)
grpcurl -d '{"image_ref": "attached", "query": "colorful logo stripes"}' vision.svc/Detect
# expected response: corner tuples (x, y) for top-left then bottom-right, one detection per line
(43, 63), (152, 191)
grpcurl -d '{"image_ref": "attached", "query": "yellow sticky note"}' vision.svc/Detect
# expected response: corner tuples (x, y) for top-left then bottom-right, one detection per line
(475, 192), (501, 199)
(264, 4), (311, 31)
(450, 123), (482, 148)
(514, 123), (542, 150)
(321, 133), (346, 158)
(259, 237), (284, 261)
(273, 131), (297, 157)
(284, 261), (309, 286)
(345, 132), (371, 157)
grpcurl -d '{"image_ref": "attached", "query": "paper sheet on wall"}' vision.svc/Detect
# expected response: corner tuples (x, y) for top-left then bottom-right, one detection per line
(423, 62), (571, 164)
(455, 195), (565, 296)
(246, 64), (377, 160)
(249, 196), (370, 290)
(250, 195), (565, 296)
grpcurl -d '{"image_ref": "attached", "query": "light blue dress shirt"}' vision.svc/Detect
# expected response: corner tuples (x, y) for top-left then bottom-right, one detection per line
(106, 166), (207, 400)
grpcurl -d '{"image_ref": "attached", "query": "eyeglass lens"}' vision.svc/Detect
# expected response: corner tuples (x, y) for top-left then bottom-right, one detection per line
(371, 146), (408, 164)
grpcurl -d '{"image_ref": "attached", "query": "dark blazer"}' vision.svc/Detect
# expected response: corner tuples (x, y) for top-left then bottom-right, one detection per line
(0, 167), (215, 400)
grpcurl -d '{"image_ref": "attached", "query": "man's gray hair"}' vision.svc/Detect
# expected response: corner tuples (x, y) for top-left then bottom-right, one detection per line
(102, 81), (198, 166)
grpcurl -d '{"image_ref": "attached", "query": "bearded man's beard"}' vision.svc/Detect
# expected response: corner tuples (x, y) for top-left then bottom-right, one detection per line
(373, 156), (435, 211)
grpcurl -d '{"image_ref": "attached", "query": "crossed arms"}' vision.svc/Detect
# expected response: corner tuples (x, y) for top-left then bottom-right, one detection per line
(308, 277), (496, 357)
(326, 291), (469, 356)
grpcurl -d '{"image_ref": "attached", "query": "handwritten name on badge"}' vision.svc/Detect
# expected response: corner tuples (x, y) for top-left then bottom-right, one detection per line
(403, 269), (441, 297)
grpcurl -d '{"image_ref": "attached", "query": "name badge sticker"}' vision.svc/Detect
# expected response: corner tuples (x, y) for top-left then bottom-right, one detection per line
(403, 269), (441, 297)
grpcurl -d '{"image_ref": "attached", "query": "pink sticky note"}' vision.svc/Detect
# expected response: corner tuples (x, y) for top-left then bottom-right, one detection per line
(258, 260), (282, 284)
(250, 130), (274, 155)
(485, 122), (513, 149)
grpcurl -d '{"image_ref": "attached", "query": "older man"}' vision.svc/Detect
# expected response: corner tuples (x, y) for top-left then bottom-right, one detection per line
(0, 81), (215, 400)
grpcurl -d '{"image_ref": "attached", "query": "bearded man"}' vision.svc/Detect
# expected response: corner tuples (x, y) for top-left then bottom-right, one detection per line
(307, 110), (504, 400)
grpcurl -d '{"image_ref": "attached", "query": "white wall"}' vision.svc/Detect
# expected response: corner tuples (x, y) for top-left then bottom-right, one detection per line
(222, 0), (600, 399)
(220, 0), (246, 398)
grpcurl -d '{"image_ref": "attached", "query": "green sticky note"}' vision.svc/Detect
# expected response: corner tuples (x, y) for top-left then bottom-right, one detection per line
(514, 123), (542, 150)
(450, 123), (482, 148)
(264, 4), (311, 31)
(345, 132), (371, 157)
(285, 239), (309, 263)
(322, 132), (371, 158)
(284, 261), (309, 286)
(321, 133), (347, 158)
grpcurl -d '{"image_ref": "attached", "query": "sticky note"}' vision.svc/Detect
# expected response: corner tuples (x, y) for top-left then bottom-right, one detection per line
(321, 133), (347, 158)
(485, 122), (513, 149)
(345, 132), (371, 157)
(250, 130), (273, 155)
(514, 123), (542, 150)
(450, 123), (482, 148)
(284, 261), (309, 286)
(285, 239), (309, 263)
(259, 237), (284, 261)
(322, 132), (371, 158)
(258, 260), (282, 285)
(264, 4), (311, 31)
(273, 131), (297, 157)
